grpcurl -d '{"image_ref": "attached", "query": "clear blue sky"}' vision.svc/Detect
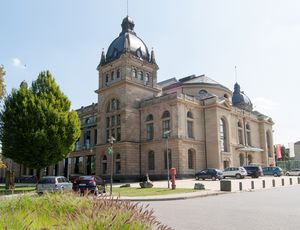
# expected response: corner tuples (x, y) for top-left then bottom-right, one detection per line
(1, 0), (300, 146)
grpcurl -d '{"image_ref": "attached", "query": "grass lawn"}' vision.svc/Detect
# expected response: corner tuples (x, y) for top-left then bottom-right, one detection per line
(111, 187), (196, 197)
(0, 186), (36, 195)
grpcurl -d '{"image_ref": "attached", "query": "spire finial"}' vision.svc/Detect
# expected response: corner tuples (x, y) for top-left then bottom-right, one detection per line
(150, 48), (157, 65)
(100, 48), (106, 65)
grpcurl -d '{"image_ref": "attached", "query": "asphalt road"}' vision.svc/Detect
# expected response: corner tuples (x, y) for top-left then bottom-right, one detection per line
(144, 185), (300, 230)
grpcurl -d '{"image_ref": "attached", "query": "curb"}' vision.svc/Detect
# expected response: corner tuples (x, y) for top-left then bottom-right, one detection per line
(117, 191), (227, 202)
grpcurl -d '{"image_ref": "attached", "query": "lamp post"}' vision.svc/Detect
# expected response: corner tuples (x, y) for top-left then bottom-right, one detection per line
(107, 136), (116, 196)
(164, 130), (171, 188)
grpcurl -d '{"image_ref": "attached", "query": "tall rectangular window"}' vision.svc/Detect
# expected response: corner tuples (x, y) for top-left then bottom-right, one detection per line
(187, 121), (193, 138)
(116, 128), (121, 141)
(147, 123), (154, 140)
(188, 150), (194, 169)
(162, 120), (170, 136)
(94, 129), (97, 145)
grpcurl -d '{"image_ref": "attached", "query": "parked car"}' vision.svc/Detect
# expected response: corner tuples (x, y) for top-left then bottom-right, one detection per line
(243, 165), (263, 178)
(36, 176), (73, 194)
(286, 169), (300, 176)
(223, 167), (247, 179)
(195, 168), (223, 181)
(73, 176), (106, 195)
(262, 166), (283, 177)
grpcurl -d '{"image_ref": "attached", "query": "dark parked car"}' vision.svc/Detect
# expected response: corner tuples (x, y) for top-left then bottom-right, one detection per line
(73, 176), (106, 195)
(262, 166), (283, 177)
(195, 168), (223, 181)
(243, 165), (263, 178)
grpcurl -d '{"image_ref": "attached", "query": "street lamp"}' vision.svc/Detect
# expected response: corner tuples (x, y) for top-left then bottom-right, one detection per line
(108, 136), (116, 196)
(164, 130), (171, 188)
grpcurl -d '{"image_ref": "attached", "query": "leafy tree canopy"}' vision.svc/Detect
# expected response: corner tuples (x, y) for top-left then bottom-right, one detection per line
(0, 66), (5, 100)
(0, 70), (80, 170)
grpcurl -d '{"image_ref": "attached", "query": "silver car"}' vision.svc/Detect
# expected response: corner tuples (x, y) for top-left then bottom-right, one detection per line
(37, 176), (73, 194)
(286, 169), (300, 176)
(223, 167), (247, 179)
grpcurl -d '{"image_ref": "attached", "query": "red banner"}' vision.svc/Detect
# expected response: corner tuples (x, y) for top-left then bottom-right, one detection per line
(276, 144), (282, 159)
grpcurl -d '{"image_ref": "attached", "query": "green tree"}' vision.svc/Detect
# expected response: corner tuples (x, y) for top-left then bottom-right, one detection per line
(0, 65), (5, 100)
(0, 66), (6, 168)
(0, 70), (80, 174)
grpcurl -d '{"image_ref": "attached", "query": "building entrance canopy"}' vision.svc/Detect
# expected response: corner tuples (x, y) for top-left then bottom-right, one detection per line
(236, 146), (264, 152)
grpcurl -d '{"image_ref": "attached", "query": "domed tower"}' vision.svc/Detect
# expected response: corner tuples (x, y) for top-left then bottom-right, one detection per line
(95, 16), (160, 149)
(232, 82), (253, 111)
(96, 16), (159, 91)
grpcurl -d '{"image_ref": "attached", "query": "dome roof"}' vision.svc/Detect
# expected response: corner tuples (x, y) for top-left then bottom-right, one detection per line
(106, 16), (150, 63)
(232, 82), (253, 111)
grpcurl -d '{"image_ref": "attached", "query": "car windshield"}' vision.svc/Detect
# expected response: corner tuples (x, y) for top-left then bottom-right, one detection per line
(39, 178), (56, 184)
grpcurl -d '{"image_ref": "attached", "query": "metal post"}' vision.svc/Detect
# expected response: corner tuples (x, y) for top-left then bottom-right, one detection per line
(164, 130), (171, 189)
(110, 143), (113, 196)
(166, 137), (170, 188)
(108, 136), (116, 196)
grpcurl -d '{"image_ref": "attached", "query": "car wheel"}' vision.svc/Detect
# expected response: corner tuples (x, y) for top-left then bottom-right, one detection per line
(202, 178), (205, 181)
(212, 176), (216, 181)
(196, 176), (199, 180)
(273, 173), (278, 177)
(236, 174), (241, 179)
(286, 173), (289, 176)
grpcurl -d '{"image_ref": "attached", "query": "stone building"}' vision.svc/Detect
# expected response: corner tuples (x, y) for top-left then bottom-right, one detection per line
(0, 16), (275, 182)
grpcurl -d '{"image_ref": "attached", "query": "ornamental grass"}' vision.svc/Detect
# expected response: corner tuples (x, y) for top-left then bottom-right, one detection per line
(0, 192), (172, 230)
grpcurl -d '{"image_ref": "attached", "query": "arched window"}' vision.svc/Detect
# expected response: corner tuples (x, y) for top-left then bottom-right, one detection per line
(132, 68), (137, 78)
(102, 155), (107, 174)
(188, 149), (194, 169)
(148, 151), (155, 170)
(248, 154), (253, 165)
(246, 123), (251, 146)
(162, 111), (171, 137)
(146, 114), (153, 121)
(111, 71), (114, 81)
(224, 94), (229, 99)
(162, 111), (170, 118)
(187, 111), (193, 118)
(220, 118), (228, 152)
(187, 111), (194, 138)
(199, 89), (208, 94)
(115, 154), (121, 174)
(266, 131), (272, 157)
(105, 74), (109, 84)
(164, 149), (172, 169)
(145, 73), (150, 85)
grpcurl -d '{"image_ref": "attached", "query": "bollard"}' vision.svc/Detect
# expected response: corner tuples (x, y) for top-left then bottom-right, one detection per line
(272, 179), (275, 187)
(170, 168), (176, 190)
(282, 178), (285, 186)
(298, 177), (300, 184)
(262, 180), (265, 188)
(239, 182), (243, 191)
(290, 178), (293, 185)
(251, 181), (255, 189)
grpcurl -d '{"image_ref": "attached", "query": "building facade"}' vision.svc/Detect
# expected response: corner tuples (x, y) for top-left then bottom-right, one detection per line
(0, 16), (275, 182)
